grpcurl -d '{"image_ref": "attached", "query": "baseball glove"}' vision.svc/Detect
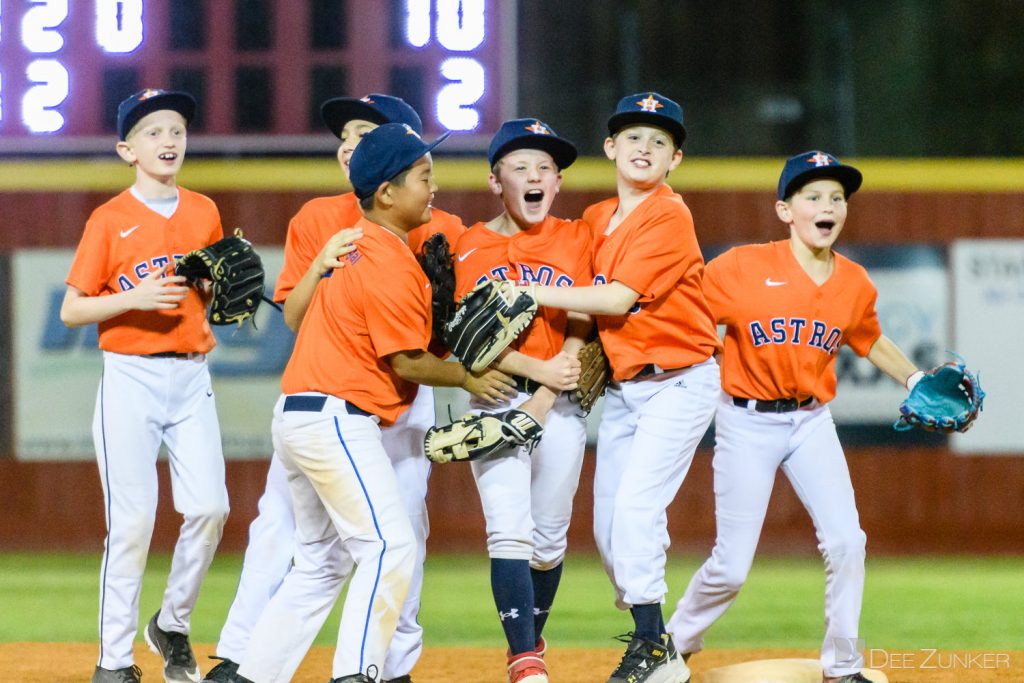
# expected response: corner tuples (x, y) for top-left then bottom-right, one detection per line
(570, 338), (611, 414)
(443, 280), (538, 373)
(417, 233), (457, 343)
(424, 408), (544, 464)
(893, 359), (984, 433)
(175, 231), (271, 325)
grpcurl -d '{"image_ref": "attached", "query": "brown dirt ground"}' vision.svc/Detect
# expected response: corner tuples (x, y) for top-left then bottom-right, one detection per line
(2, 643), (1020, 682)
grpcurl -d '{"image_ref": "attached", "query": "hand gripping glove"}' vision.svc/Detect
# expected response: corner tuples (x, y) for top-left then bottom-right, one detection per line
(570, 338), (611, 414)
(442, 280), (538, 373)
(893, 358), (984, 433)
(175, 230), (271, 325)
(417, 232), (457, 344)
(424, 408), (544, 464)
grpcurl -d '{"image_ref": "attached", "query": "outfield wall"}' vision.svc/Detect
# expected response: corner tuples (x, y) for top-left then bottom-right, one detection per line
(2, 448), (1024, 554)
(1, 157), (1022, 554)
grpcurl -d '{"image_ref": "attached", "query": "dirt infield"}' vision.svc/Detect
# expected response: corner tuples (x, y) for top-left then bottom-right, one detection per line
(3, 643), (1020, 682)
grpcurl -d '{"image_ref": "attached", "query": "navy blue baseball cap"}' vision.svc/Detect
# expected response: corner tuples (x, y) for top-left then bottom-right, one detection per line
(321, 93), (423, 139)
(777, 150), (863, 200)
(607, 92), (686, 147)
(349, 123), (450, 200)
(117, 89), (196, 140)
(487, 118), (578, 170)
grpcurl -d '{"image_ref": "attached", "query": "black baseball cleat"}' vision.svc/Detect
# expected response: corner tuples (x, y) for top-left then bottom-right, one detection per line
(144, 610), (201, 682)
(201, 657), (239, 682)
(606, 632), (690, 683)
(330, 675), (376, 683)
(92, 665), (143, 683)
(824, 674), (874, 683)
(383, 677), (413, 683)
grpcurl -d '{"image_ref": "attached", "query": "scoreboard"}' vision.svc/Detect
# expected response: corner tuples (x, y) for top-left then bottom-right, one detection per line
(0, 0), (516, 153)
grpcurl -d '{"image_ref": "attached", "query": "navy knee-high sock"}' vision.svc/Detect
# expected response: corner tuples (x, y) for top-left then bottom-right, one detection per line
(630, 603), (663, 644)
(530, 563), (563, 641)
(491, 558), (536, 655)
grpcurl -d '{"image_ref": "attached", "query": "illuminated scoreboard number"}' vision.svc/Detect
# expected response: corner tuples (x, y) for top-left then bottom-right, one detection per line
(403, 0), (487, 131)
(0, 0), (514, 147)
(0, 0), (142, 134)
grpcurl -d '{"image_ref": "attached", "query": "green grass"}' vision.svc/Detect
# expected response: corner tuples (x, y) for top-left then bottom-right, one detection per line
(1, 552), (1021, 650)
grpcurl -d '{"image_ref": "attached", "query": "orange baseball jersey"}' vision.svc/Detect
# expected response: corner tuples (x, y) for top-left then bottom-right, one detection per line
(280, 215), (433, 426)
(66, 188), (222, 355)
(705, 240), (882, 403)
(274, 191), (465, 303)
(453, 216), (593, 361)
(584, 183), (720, 381)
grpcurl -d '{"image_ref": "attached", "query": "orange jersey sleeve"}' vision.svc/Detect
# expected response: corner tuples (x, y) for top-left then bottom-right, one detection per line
(584, 184), (720, 381)
(273, 193), (362, 302)
(453, 216), (593, 362)
(280, 217), (432, 425)
(407, 207), (466, 258)
(706, 240), (882, 403)
(65, 188), (222, 355)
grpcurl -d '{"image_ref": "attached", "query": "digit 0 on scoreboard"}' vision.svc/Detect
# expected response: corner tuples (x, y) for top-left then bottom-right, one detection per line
(0, 0), (516, 153)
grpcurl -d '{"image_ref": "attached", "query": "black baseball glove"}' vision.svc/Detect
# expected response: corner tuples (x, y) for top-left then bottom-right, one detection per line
(175, 231), (272, 325)
(443, 280), (538, 373)
(417, 232), (457, 344)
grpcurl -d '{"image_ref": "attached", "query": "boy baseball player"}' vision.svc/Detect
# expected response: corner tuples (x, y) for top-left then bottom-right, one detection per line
(229, 123), (513, 683)
(451, 118), (590, 683)
(515, 92), (721, 683)
(205, 94), (469, 683)
(666, 152), (919, 683)
(61, 89), (230, 683)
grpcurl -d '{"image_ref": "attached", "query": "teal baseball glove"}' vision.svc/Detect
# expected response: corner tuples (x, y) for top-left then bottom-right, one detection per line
(893, 359), (984, 433)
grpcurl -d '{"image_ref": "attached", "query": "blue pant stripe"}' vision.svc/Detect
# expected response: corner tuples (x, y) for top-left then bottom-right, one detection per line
(98, 368), (112, 665)
(334, 416), (388, 675)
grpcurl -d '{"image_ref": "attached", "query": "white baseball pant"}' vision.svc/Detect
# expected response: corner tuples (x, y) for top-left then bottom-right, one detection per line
(235, 394), (416, 683)
(217, 388), (433, 679)
(667, 394), (867, 678)
(594, 358), (719, 609)
(469, 392), (587, 567)
(94, 352), (229, 670)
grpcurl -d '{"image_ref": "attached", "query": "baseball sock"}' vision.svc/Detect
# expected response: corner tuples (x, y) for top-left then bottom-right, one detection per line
(630, 603), (662, 644)
(491, 558), (536, 655)
(530, 562), (563, 640)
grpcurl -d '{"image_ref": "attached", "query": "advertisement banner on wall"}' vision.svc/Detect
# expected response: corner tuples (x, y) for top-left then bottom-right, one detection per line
(949, 239), (1023, 454)
(12, 244), (955, 460)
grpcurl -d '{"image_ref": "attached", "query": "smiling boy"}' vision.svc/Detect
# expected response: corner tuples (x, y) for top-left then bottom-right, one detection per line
(62, 89), (229, 683)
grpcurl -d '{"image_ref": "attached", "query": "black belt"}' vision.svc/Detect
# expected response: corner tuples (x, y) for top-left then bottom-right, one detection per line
(633, 363), (685, 379)
(732, 396), (814, 413)
(147, 351), (196, 359)
(512, 375), (541, 395)
(283, 395), (373, 418)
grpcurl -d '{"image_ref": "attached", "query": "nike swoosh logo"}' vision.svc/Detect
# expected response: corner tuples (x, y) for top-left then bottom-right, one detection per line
(765, 278), (787, 286)
(457, 248), (478, 262)
(120, 225), (141, 238)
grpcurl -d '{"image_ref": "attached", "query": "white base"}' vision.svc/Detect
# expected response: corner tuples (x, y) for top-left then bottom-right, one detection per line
(700, 658), (888, 683)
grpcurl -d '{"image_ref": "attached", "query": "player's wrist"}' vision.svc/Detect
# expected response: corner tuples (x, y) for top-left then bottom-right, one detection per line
(906, 369), (925, 391)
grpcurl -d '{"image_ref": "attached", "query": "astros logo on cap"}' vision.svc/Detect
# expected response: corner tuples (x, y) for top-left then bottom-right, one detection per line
(137, 88), (162, 101)
(361, 96), (375, 104)
(637, 95), (663, 112)
(402, 123), (421, 138)
(525, 121), (550, 135)
(809, 152), (832, 167)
